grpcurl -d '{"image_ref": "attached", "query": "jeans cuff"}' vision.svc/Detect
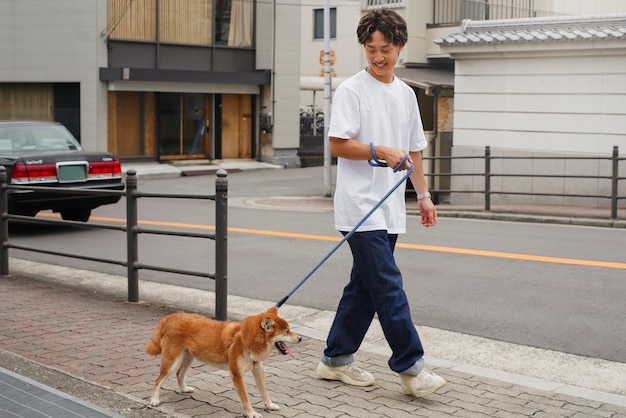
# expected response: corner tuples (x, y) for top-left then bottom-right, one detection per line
(320, 354), (354, 368)
(399, 358), (424, 376)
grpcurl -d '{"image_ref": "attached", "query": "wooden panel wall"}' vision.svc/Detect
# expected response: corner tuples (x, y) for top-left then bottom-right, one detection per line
(108, 91), (157, 157)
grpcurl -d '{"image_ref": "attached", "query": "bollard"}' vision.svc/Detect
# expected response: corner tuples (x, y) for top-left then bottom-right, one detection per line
(611, 146), (619, 220)
(214, 170), (228, 320)
(484, 146), (491, 211)
(0, 167), (8, 276)
(125, 170), (139, 302)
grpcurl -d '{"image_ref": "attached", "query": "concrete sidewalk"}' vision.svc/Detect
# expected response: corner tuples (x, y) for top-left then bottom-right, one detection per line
(1, 257), (625, 418)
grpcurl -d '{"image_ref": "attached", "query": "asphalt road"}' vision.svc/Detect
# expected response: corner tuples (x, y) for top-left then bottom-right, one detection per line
(7, 166), (626, 364)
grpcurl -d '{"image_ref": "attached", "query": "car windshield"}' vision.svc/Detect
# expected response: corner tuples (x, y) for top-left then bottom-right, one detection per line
(0, 124), (83, 154)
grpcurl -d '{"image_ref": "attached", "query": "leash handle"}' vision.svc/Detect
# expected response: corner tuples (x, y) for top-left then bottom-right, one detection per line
(368, 143), (408, 173)
(276, 146), (413, 309)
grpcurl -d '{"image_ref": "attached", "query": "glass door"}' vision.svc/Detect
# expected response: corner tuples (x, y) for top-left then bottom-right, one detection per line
(157, 93), (209, 159)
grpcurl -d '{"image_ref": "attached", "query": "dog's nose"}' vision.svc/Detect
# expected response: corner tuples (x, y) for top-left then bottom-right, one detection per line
(298, 336), (302, 343)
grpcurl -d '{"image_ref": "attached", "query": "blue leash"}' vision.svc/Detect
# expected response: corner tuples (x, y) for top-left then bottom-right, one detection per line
(276, 145), (413, 308)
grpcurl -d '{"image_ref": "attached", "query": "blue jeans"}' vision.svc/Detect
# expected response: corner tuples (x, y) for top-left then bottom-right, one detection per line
(322, 230), (424, 375)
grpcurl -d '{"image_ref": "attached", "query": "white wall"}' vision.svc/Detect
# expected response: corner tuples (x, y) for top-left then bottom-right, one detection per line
(299, 1), (361, 109)
(450, 47), (626, 155)
(441, 32), (626, 206)
(0, 0), (108, 152)
(271, 0), (302, 163)
(300, 1), (361, 78)
(401, 0), (434, 64)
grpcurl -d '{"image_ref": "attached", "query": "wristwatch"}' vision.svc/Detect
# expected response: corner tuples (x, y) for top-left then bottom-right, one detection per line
(417, 192), (431, 201)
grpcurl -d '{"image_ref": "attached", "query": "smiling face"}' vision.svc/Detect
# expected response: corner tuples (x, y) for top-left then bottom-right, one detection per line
(364, 30), (403, 84)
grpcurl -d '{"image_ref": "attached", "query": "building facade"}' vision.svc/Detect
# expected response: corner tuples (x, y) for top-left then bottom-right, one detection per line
(0, 0), (302, 166)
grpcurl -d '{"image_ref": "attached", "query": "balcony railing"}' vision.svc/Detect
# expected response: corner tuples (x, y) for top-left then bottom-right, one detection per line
(365, 0), (404, 9)
(432, 0), (554, 26)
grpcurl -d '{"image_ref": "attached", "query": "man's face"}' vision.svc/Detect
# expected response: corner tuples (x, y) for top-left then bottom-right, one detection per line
(363, 30), (403, 84)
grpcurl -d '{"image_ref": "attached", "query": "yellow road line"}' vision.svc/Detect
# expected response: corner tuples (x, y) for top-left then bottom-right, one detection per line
(395, 242), (626, 270)
(37, 213), (626, 270)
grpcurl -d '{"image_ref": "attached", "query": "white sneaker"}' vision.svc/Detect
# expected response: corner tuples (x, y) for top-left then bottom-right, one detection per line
(316, 362), (375, 386)
(400, 369), (446, 397)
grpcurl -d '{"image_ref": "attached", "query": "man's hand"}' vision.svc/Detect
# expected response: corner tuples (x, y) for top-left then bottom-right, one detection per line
(377, 146), (412, 171)
(418, 198), (437, 227)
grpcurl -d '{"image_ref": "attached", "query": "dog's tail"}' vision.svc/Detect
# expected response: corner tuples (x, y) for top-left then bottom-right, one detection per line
(145, 317), (166, 356)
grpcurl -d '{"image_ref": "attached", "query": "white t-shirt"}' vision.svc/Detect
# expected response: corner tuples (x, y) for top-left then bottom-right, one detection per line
(328, 69), (427, 234)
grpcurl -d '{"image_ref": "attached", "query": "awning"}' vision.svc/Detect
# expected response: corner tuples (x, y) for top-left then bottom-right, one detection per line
(394, 65), (454, 95)
(300, 76), (348, 91)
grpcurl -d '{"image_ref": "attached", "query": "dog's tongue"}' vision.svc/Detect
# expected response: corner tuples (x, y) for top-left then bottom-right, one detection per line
(275, 341), (295, 358)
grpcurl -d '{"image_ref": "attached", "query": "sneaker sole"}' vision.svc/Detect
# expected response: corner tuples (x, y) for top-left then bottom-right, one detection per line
(401, 380), (446, 398)
(316, 364), (375, 387)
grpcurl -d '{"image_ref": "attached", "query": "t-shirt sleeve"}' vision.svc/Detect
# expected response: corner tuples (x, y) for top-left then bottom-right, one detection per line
(328, 85), (361, 140)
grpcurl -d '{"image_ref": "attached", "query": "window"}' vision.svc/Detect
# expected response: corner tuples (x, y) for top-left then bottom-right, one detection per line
(106, 0), (253, 47)
(314, 8), (336, 39)
(216, 0), (253, 47)
(106, 0), (157, 41)
(159, 0), (212, 45)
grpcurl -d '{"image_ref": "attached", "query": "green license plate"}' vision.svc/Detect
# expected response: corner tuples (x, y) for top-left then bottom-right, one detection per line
(58, 164), (87, 181)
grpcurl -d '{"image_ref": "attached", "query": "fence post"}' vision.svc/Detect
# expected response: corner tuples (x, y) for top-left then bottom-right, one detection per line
(214, 169), (228, 321)
(125, 170), (139, 302)
(0, 167), (9, 277)
(484, 146), (491, 211)
(611, 146), (619, 220)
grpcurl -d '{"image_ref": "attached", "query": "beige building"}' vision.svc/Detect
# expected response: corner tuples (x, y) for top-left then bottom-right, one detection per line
(298, 0), (625, 206)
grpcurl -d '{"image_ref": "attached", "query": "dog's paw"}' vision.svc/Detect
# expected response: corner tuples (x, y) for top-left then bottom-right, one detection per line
(149, 398), (161, 407)
(265, 402), (280, 411)
(181, 386), (195, 393)
(244, 411), (263, 418)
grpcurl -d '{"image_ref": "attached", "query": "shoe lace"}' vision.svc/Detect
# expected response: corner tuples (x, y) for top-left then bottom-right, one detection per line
(345, 362), (367, 376)
(417, 370), (441, 384)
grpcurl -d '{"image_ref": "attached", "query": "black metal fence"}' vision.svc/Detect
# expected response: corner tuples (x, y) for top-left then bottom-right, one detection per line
(0, 168), (229, 320)
(424, 146), (625, 219)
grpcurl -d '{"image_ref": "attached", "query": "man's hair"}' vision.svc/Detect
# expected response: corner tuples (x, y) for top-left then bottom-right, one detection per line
(356, 9), (408, 46)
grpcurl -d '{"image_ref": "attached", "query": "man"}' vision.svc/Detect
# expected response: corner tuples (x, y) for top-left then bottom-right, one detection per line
(316, 9), (446, 398)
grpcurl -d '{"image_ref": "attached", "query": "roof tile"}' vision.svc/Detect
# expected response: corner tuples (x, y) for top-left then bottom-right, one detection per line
(435, 14), (626, 46)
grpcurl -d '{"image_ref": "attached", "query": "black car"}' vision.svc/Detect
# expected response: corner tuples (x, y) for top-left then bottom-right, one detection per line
(0, 121), (124, 222)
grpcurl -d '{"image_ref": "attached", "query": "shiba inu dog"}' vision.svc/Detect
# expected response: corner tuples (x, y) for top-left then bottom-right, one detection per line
(146, 307), (301, 418)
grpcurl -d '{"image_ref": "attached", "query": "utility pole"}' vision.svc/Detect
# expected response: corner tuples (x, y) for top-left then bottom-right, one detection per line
(323, 0), (332, 197)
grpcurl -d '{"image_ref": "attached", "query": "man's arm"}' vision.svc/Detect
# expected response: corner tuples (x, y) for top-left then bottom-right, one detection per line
(329, 137), (413, 170)
(409, 150), (437, 227)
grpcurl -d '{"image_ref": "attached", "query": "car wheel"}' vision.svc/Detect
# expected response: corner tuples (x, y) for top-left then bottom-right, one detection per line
(60, 208), (92, 222)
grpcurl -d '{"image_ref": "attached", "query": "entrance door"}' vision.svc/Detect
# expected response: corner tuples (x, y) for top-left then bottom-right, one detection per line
(220, 94), (252, 159)
(157, 93), (210, 159)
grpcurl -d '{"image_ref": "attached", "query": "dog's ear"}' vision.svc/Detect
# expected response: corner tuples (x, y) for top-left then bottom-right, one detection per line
(267, 306), (278, 315)
(262, 317), (275, 331)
